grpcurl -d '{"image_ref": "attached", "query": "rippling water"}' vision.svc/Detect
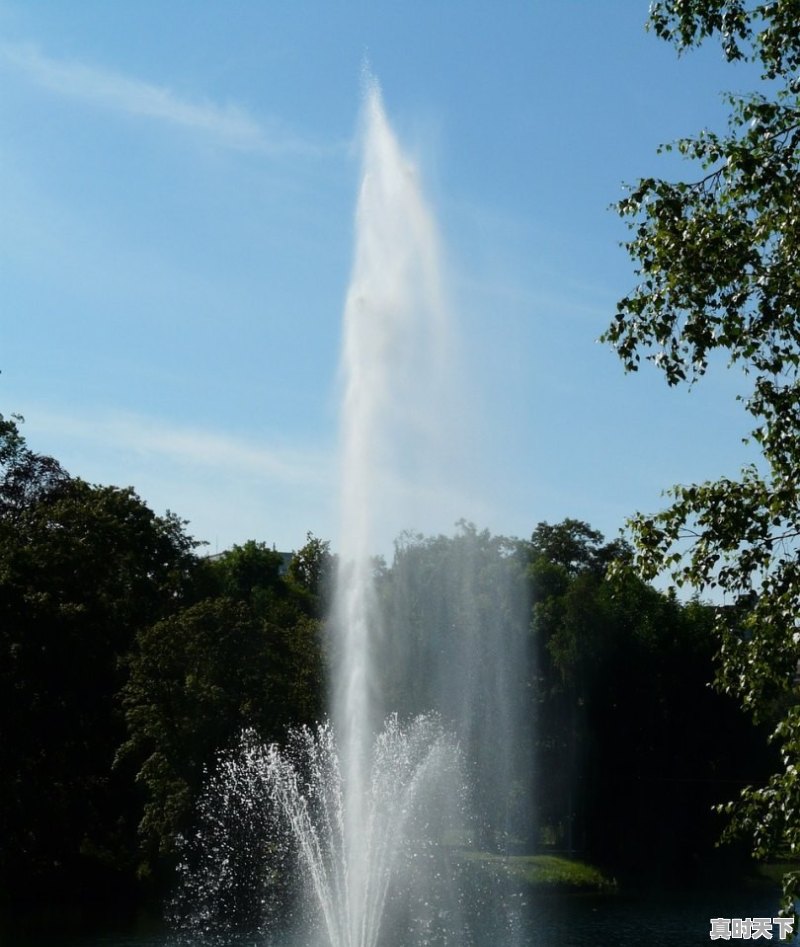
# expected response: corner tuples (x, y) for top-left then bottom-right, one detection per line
(6, 887), (798, 947)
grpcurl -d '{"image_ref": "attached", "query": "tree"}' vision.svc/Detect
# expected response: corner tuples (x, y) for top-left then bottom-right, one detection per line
(378, 523), (533, 847)
(528, 520), (767, 883)
(285, 532), (335, 620)
(0, 413), (69, 515)
(0, 415), (200, 903)
(603, 0), (800, 909)
(121, 598), (279, 868)
(119, 542), (324, 873)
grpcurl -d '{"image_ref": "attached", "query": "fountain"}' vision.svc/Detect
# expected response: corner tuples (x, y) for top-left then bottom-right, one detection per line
(327, 74), (465, 947)
(172, 77), (531, 947)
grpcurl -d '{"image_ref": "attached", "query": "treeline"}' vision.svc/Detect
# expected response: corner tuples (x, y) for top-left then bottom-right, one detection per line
(0, 414), (775, 919)
(527, 520), (773, 885)
(0, 414), (329, 914)
(372, 521), (775, 886)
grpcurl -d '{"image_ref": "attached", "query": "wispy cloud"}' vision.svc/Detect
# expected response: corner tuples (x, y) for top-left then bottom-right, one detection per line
(0, 41), (327, 155)
(25, 407), (332, 487)
(14, 406), (338, 550)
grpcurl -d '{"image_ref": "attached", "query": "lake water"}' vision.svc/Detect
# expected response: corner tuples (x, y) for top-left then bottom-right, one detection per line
(5, 889), (798, 947)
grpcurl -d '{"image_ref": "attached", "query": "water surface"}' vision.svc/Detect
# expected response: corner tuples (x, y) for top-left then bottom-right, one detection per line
(8, 888), (798, 947)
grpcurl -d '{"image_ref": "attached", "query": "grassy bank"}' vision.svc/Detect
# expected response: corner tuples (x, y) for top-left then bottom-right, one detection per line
(460, 851), (616, 893)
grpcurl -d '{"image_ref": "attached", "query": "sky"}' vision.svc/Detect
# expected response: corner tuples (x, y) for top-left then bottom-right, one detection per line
(0, 1), (763, 559)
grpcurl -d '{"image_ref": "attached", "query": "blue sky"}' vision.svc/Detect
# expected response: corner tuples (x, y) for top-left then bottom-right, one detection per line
(1, 1), (760, 557)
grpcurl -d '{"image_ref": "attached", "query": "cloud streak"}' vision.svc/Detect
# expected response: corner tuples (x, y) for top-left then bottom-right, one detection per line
(24, 407), (332, 487)
(0, 42), (325, 155)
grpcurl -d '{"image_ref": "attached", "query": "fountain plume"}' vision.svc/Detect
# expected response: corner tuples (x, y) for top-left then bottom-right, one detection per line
(171, 76), (531, 947)
(333, 77), (456, 946)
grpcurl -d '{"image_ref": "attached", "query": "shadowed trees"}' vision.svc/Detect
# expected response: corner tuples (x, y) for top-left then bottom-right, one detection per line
(377, 523), (533, 848)
(0, 416), (327, 905)
(529, 519), (774, 885)
(119, 540), (327, 876)
(603, 0), (800, 909)
(0, 414), (200, 904)
(0, 410), (774, 912)
(374, 517), (769, 884)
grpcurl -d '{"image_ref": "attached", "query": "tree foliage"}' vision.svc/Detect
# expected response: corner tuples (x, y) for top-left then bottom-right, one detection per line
(119, 541), (325, 873)
(528, 520), (768, 883)
(0, 414), (328, 903)
(378, 523), (532, 846)
(0, 406), (778, 911)
(0, 415), (200, 902)
(603, 0), (800, 910)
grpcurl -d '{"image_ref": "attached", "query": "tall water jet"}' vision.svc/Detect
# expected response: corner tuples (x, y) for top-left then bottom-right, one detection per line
(333, 76), (456, 947)
(172, 76), (532, 947)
